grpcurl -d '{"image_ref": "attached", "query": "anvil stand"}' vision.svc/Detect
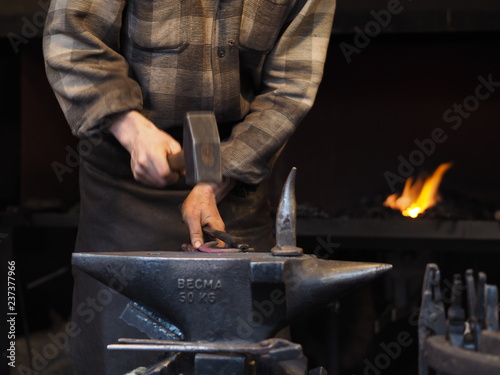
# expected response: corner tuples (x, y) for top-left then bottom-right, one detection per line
(72, 169), (392, 375)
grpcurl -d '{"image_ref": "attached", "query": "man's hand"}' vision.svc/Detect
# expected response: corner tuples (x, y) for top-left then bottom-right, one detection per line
(182, 178), (236, 248)
(109, 110), (182, 187)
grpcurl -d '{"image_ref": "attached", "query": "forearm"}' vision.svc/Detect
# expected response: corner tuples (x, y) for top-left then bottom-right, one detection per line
(221, 0), (336, 184)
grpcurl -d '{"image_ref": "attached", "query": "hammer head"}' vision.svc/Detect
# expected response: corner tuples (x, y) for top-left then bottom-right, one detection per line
(183, 111), (222, 185)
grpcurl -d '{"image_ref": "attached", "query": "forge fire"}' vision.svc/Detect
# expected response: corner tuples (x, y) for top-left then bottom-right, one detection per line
(384, 163), (452, 218)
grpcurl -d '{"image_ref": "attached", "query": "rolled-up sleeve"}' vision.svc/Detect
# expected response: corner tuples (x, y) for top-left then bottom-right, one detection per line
(43, 0), (143, 137)
(221, 0), (336, 184)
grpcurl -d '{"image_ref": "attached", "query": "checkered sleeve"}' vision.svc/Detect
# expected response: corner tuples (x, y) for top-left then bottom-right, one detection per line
(221, 0), (336, 184)
(43, 0), (143, 137)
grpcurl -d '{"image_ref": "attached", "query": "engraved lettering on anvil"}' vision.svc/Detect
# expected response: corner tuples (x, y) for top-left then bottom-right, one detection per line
(177, 278), (222, 304)
(177, 278), (222, 290)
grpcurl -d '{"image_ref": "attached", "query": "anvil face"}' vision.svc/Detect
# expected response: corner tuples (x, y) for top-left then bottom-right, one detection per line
(72, 252), (391, 342)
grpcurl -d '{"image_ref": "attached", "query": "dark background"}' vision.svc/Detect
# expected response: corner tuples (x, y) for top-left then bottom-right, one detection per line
(1, 1), (500, 374)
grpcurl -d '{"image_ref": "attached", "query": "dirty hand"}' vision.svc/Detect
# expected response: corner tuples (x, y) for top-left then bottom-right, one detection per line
(109, 110), (182, 187)
(182, 178), (236, 248)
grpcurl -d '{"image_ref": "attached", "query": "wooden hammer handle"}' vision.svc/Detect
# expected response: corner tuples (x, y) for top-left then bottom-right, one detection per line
(167, 151), (185, 172)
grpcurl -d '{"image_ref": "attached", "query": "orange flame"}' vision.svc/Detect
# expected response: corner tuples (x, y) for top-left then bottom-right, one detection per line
(384, 163), (452, 218)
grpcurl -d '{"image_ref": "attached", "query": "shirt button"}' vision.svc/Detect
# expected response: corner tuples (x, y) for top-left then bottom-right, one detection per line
(217, 47), (226, 58)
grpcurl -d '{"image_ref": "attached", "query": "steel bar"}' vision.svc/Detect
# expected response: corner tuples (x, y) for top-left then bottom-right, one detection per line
(109, 338), (302, 361)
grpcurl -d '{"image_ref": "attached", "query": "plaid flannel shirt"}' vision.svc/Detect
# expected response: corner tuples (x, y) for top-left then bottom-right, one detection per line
(43, 0), (335, 184)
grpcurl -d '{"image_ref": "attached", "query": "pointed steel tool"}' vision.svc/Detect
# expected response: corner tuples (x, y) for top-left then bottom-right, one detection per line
(272, 167), (303, 257)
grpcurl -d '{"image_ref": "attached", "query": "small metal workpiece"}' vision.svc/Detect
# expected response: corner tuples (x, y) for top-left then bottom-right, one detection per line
(183, 226), (254, 253)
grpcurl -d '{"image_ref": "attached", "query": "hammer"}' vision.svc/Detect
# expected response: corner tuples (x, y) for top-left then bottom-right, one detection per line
(167, 111), (222, 185)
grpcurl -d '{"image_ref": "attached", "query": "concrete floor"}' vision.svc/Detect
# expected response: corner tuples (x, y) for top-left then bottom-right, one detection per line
(11, 312), (72, 375)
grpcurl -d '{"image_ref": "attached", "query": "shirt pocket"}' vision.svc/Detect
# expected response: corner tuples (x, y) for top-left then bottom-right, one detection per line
(239, 0), (293, 53)
(126, 0), (190, 52)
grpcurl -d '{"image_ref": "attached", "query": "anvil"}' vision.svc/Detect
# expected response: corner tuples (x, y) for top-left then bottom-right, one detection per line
(73, 252), (390, 343)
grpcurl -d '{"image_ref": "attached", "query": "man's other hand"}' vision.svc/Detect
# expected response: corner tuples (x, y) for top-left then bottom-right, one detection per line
(110, 110), (182, 187)
(182, 183), (224, 248)
(182, 178), (236, 248)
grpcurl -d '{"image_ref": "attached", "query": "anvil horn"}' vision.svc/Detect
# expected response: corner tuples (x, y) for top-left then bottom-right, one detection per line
(284, 258), (392, 323)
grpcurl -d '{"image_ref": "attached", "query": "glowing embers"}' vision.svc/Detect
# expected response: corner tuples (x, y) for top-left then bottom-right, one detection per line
(384, 163), (452, 218)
